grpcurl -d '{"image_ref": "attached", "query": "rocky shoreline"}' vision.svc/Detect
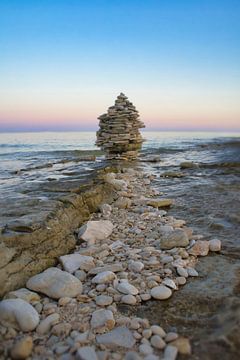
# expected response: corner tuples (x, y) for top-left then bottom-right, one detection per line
(0, 166), (222, 360)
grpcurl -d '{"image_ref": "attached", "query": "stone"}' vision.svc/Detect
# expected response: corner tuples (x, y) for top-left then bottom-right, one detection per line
(128, 261), (144, 272)
(92, 271), (116, 284)
(188, 240), (209, 256)
(27, 267), (82, 299)
(78, 220), (114, 245)
(150, 285), (172, 300)
(161, 171), (185, 178)
(121, 294), (137, 305)
(91, 309), (115, 332)
(176, 276), (187, 285)
(187, 267), (199, 277)
(96, 93), (145, 160)
(165, 332), (178, 342)
(124, 351), (142, 360)
(117, 282), (139, 295)
(96, 295), (113, 306)
(96, 326), (136, 348)
(52, 322), (72, 337)
(104, 173), (128, 190)
(99, 203), (112, 216)
(139, 344), (153, 355)
(162, 278), (177, 290)
(163, 345), (178, 360)
(176, 267), (188, 278)
(150, 335), (166, 349)
(10, 336), (33, 359)
(209, 239), (222, 252)
(171, 337), (191, 355)
(114, 197), (132, 209)
(150, 325), (166, 337)
(88, 263), (123, 275)
(77, 346), (98, 360)
(4, 288), (40, 303)
(0, 299), (39, 332)
(146, 198), (173, 208)
(160, 229), (189, 249)
(36, 313), (60, 335)
(59, 254), (95, 273)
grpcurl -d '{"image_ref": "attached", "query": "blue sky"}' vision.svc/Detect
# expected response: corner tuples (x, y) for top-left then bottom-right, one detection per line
(0, 0), (240, 131)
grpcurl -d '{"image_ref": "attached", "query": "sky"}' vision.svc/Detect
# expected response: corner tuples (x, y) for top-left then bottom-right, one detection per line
(0, 0), (240, 132)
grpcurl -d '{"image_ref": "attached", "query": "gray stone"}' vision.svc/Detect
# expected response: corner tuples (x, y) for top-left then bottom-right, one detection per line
(77, 346), (98, 360)
(59, 254), (95, 273)
(78, 220), (114, 245)
(0, 299), (39, 332)
(92, 271), (116, 284)
(209, 239), (221, 252)
(160, 229), (189, 250)
(121, 294), (137, 305)
(117, 282), (139, 295)
(151, 286), (172, 300)
(27, 267), (82, 299)
(95, 295), (113, 306)
(96, 326), (136, 348)
(91, 309), (115, 332)
(163, 345), (178, 360)
(36, 313), (60, 335)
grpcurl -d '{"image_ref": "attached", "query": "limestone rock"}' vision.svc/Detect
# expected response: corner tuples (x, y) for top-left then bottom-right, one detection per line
(96, 93), (145, 160)
(92, 271), (116, 284)
(10, 336), (33, 359)
(209, 238), (221, 252)
(4, 288), (40, 303)
(171, 337), (192, 355)
(91, 309), (115, 333)
(188, 240), (209, 256)
(78, 220), (113, 245)
(26, 267), (82, 299)
(96, 326), (136, 348)
(59, 254), (95, 273)
(150, 285), (172, 300)
(77, 346), (98, 360)
(0, 299), (39, 332)
(117, 281), (139, 295)
(114, 197), (132, 209)
(160, 229), (189, 250)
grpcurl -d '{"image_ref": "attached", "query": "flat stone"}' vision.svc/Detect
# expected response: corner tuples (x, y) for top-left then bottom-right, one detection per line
(162, 278), (177, 290)
(27, 267), (82, 299)
(180, 161), (198, 169)
(0, 299), (39, 332)
(78, 220), (114, 245)
(160, 229), (189, 250)
(176, 267), (188, 278)
(96, 326), (136, 348)
(92, 271), (116, 284)
(187, 267), (199, 277)
(121, 294), (137, 305)
(95, 295), (113, 306)
(91, 309), (115, 333)
(188, 240), (209, 256)
(117, 282), (139, 295)
(209, 239), (221, 252)
(36, 313), (60, 335)
(4, 288), (40, 303)
(77, 346), (98, 360)
(171, 337), (191, 355)
(128, 261), (144, 272)
(88, 263), (123, 275)
(10, 336), (33, 359)
(59, 254), (95, 273)
(146, 198), (173, 208)
(151, 285), (172, 300)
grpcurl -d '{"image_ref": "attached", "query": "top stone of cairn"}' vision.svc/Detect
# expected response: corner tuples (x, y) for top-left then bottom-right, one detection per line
(96, 93), (145, 160)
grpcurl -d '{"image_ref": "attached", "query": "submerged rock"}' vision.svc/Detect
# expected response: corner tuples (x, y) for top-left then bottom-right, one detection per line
(188, 240), (209, 256)
(26, 267), (82, 299)
(146, 198), (173, 208)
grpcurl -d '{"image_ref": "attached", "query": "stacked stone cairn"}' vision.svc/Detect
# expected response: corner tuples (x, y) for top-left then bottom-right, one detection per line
(96, 93), (145, 160)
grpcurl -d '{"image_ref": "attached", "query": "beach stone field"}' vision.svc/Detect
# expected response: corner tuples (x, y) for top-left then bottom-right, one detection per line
(0, 168), (221, 360)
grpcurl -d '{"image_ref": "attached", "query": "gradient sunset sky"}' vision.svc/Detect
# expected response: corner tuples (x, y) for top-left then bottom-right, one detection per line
(0, 0), (240, 132)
